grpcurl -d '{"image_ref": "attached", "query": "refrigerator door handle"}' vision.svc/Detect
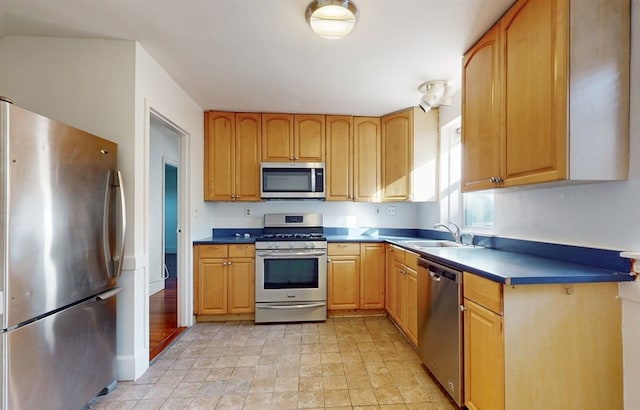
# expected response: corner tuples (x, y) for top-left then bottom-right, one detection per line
(103, 170), (127, 278)
(96, 287), (122, 301)
(113, 170), (127, 278)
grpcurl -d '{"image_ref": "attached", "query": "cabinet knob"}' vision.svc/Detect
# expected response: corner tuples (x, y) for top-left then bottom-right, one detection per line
(489, 176), (503, 184)
(460, 305), (466, 312)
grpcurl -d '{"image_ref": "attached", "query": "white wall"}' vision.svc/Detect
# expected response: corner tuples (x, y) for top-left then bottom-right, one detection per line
(0, 35), (144, 378)
(203, 201), (422, 237)
(132, 43), (202, 379)
(436, 3), (640, 407)
(0, 36), (204, 381)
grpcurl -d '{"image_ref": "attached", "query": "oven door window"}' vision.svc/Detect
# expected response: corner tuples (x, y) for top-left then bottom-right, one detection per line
(263, 257), (319, 289)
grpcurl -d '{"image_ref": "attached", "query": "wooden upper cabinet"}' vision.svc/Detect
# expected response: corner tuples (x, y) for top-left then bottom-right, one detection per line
(461, 0), (629, 191)
(204, 112), (235, 201)
(354, 117), (381, 202)
(501, 0), (567, 186)
(294, 114), (325, 162)
(462, 23), (502, 192)
(326, 115), (353, 201)
(381, 108), (438, 202)
(203, 111), (261, 201)
(261, 113), (325, 162)
(261, 113), (294, 162)
(234, 113), (262, 201)
(381, 110), (412, 201)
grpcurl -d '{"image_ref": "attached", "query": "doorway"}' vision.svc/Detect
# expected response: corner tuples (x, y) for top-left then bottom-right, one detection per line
(149, 115), (185, 360)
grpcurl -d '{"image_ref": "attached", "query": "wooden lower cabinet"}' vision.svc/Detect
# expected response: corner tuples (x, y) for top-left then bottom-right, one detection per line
(327, 250), (360, 310)
(404, 263), (418, 345)
(463, 272), (622, 410)
(385, 244), (418, 346)
(384, 244), (396, 317)
(193, 244), (255, 316)
(464, 298), (504, 410)
(227, 256), (255, 313)
(327, 242), (385, 311)
(359, 243), (385, 309)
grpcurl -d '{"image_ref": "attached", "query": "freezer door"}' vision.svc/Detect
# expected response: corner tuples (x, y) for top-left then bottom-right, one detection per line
(4, 292), (118, 410)
(2, 103), (120, 327)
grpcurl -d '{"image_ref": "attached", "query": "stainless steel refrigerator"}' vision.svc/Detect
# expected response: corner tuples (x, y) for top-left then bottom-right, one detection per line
(0, 98), (126, 409)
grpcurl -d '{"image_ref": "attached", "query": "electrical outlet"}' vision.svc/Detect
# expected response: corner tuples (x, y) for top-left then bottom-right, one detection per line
(387, 206), (396, 216)
(244, 207), (252, 216)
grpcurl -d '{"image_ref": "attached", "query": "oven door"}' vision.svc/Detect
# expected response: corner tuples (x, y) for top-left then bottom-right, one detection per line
(255, 249), (327, 303)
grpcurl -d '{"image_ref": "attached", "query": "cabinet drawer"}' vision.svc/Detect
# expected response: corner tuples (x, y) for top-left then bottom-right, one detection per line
(463, 272), (503, 315)
(328, 242), (360, 255)
(388, 244), (406, 264)
(404, 250), (418, 271)
(197, 244), (228, 258)
(228, 244), (255, 258)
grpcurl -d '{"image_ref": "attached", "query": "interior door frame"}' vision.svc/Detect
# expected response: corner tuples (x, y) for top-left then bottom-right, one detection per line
(147, 107), (191, 330)
(162, 157), (179, 284)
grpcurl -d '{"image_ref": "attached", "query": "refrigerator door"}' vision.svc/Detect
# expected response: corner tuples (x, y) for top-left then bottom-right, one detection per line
(4, 290), (118, 410)
(2, 103), (119, 328)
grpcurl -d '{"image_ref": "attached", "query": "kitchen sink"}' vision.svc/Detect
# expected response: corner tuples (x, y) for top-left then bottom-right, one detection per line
(401, 240), (464, 248)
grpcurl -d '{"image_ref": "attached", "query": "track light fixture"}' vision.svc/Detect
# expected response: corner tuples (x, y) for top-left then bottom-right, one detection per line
(418, 80), (451, 113)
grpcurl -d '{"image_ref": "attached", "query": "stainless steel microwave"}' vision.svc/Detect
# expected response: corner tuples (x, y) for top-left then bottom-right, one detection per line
(260, 162), (325, 199)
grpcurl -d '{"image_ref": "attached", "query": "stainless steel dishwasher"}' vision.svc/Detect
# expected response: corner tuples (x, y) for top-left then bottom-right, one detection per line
(417, 257), (463, 407)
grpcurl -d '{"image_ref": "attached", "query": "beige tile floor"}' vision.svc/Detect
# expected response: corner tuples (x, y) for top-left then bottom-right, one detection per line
(90, 316), (457, 409)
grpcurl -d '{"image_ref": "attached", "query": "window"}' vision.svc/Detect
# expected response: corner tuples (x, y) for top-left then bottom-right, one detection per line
(464, 191), (494, 229)
(439, 116), (493, 231)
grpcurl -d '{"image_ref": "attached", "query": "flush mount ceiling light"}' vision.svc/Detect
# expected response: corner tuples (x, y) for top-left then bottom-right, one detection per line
(418, 80), (452, 113)
(305, 0), (359, 39)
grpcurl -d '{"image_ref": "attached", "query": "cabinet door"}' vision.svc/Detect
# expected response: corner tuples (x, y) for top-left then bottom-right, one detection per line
(199, 258), (228, 314)
(234, 113), (262, 201)
(204, 112), (235, 201)
(393, 260), (405, 327)
(462, 24), (503, 192)
(227, 257), (255, 313)
(381, 110), (412, 201)
(405, 266), (418, 346)
(385, 245), (397, 317)
(294, 114), (325, 162)
(262, 113), (294, 162)
(502, 0), (567, 186)
(360, 243), (385, 309)
(354, 117), (381, 202)
(327, 255), (360, 310)
(325, 115), (353, 201)
(464, 298), (505, 410)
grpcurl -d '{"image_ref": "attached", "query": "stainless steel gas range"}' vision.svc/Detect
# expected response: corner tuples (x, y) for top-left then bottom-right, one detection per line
(254, 213), (327, 323)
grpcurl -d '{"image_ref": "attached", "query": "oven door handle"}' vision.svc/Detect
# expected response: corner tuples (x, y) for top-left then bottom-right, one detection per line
(256, 251), (327, 258)
(256, 303), (326, 310)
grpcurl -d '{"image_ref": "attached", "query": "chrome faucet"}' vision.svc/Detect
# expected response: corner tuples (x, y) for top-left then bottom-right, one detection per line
(433, 222), (462, 244)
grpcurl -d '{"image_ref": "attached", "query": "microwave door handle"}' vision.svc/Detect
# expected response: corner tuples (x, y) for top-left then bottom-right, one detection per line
(311, 168), (316, 192)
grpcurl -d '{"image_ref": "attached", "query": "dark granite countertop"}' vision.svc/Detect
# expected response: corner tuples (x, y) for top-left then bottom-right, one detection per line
(193, 234), (635, 285)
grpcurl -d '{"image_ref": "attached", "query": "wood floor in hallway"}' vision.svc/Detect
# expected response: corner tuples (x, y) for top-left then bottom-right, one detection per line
(150, 277), (186, 361)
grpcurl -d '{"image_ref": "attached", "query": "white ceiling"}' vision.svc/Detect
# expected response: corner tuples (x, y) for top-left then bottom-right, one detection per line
(0, 0), (515, 116)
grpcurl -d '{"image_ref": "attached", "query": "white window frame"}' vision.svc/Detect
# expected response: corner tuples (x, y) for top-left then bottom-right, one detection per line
(439, 116), (494, 234)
